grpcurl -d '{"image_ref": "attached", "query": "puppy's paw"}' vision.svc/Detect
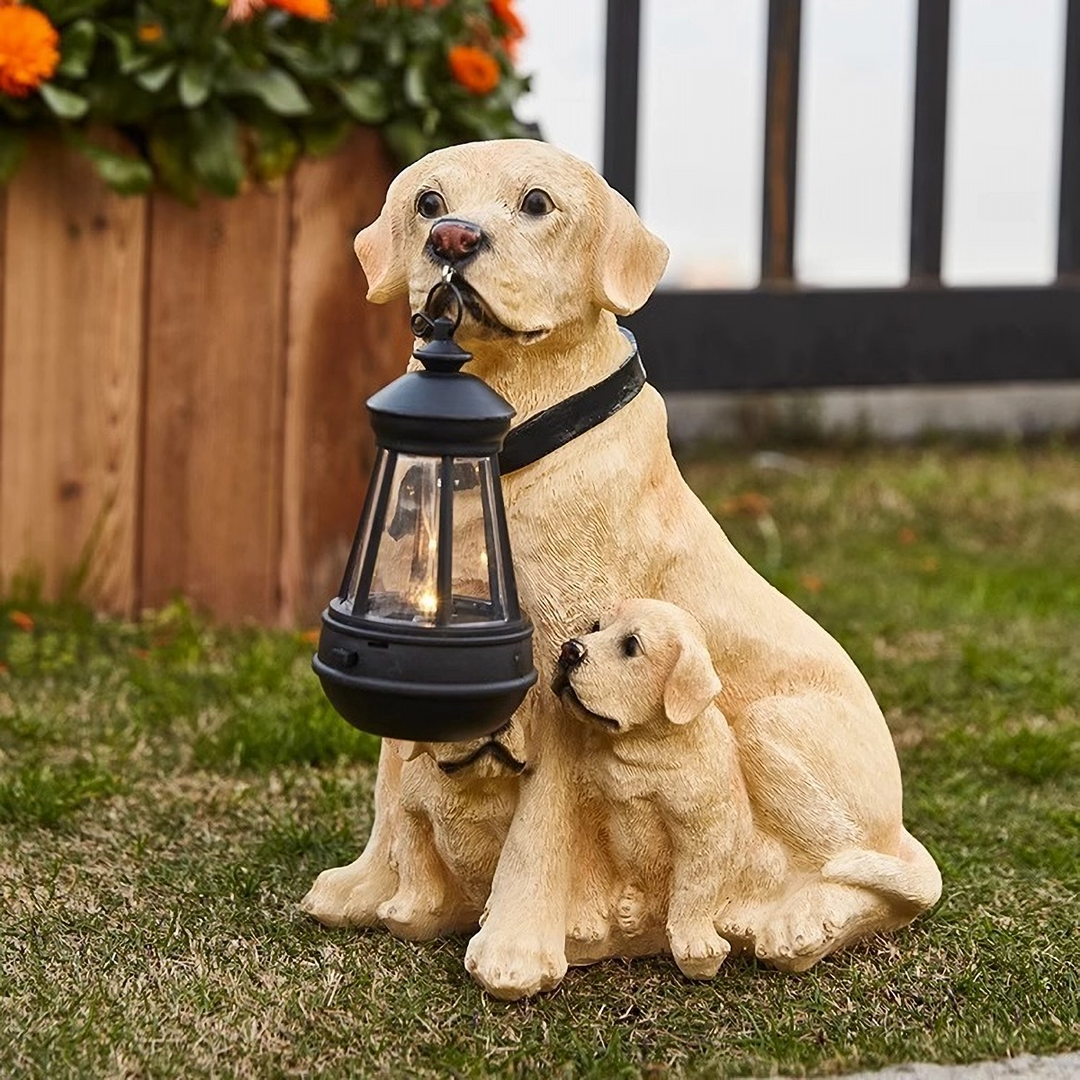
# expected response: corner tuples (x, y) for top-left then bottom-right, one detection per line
(616, 884), (647, 935)
(465, 924), (568, 1001)
(377, 892), (445, 941)
(301, 862), (394, 928)
(754, 909), (838, 972)
(668, 921), (731, 980)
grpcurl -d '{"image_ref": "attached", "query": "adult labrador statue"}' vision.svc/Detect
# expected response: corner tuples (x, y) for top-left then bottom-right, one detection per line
(301, 140), (940, 999)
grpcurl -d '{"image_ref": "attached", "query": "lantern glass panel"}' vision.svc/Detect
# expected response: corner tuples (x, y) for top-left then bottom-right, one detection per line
(449, 457), (508, 624)
(342, 447), (389, 607)
(363, 453), (442, 624)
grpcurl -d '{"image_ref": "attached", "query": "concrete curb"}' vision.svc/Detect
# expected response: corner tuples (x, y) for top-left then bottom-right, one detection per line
(805, 1053), (1080, 1079)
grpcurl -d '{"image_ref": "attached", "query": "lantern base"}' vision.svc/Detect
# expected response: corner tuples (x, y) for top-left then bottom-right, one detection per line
(313, 604), (537, 742)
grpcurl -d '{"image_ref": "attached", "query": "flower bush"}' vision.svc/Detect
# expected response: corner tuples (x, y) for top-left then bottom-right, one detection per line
(0, 0), (532, 201)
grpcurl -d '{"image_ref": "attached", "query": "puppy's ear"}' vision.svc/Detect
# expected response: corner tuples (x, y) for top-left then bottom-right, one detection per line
(391, 739), (423, 761)
(594, 186), (669, 316)
(354, 203), (408, 303)
(663, 639), (722, 726)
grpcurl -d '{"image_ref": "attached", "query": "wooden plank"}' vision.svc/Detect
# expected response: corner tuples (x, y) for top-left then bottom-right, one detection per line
(909, 0), (951, 282)
(141, 188), (289, 623)
(627, 285), (1080, 392)
(279, 127), (413, 626)
(761, 0), (803, 283)
(0, 140), (146, 613)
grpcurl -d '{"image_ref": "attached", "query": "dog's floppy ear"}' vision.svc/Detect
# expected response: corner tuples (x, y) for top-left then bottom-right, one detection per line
(354, 202), (408, 303)
(594, 186), (669, 316)
(663, 638), (722, 726)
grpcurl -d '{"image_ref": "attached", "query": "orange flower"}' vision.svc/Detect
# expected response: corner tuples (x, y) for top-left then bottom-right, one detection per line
(268, 0), (332, 19)
(9, 610), (35, 632)
(137, 23), (164, 43)
(490, 0), (525, 41)
(448, 44), (499, 95)
(0, 4), (59, 98)
(227, 0), (331, 21)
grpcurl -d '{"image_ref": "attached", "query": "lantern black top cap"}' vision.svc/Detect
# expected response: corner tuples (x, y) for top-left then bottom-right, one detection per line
(410, 280), (472, 373)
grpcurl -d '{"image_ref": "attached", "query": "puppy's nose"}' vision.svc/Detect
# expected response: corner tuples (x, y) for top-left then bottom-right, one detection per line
(429, 218), (483, 263)
(558, 639), (587, 671)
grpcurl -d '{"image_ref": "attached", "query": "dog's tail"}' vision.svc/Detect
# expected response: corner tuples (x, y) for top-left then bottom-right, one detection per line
(821, 829), (942, 917)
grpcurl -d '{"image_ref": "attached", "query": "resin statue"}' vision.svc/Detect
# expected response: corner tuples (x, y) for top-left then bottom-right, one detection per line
(301, 140), (941, 998)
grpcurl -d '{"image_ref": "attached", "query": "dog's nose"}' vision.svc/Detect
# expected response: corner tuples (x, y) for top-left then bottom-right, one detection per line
(429, 218), (483, 263)
(558, 639), (587, 670)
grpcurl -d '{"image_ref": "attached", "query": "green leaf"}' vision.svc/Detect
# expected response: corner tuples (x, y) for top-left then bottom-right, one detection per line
(385, 30), (406, 67)
(179, 59), (213, 109)
(383, 119), (430, 165)
(39, 83), (90, 120)
(218, 67), (311, 117)
(57, 19), (97, 79)
(102, 27), (151, 75)
(78, 141), (154, 196)
(149, 121), (199, 205)
(404, 63), (428, 109)
(0, 128), (29, 185)
(250, 116), (300, 182)
(336, 41), (361, 75)
(300, 118), (352, 158)
(190, 106), (245, 197)
(265, 39), (334, 81)
(136, 61), (177, 94)
(331, 77), (389, 124)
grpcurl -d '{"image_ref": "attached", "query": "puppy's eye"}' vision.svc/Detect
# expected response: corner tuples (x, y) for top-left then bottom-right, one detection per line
(416, 190), (447, 219)
(520, 189), (555, 216)
(622, 635), (642, 658)
(589, 620), (601, 634)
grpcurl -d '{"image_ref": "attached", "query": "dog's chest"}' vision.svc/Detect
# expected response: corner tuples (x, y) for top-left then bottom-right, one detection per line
(505, 481), (654, 642)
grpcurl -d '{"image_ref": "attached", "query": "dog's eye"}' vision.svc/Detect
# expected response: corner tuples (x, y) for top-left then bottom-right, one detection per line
(416, 190), (447, 219)
(589, 620), (601, 634)
(622, 635), (642, 658)
(520, 189), (555, 217)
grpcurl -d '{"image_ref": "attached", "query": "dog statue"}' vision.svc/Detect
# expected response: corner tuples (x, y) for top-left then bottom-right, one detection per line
(301, 140), (941, 998)
(555, 599), (942, 978)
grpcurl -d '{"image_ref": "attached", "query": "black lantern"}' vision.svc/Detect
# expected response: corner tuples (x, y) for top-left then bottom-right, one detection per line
(313, 282), (537, 743)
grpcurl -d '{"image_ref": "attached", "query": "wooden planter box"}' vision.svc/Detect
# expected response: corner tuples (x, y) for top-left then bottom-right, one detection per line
(0, 129), (411, 626)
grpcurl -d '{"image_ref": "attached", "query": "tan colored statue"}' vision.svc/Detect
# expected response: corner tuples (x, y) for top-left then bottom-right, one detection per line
(301, 140), (941, 998)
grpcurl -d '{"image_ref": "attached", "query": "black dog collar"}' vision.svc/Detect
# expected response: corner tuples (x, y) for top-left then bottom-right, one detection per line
(498, 329), (645, 475)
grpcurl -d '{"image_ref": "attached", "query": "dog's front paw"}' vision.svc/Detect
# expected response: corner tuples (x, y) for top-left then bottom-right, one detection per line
(465, 924), (568, 1000)
(301, 861), (395, 928)
(668, 921), (731, 980)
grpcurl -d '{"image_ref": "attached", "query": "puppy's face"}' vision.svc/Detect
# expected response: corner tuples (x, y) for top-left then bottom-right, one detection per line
(552, 599), (722, 733)
(354, 140), (668, 351)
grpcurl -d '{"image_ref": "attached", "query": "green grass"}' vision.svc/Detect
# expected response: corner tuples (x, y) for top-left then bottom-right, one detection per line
(1, 444), (1078, 1078)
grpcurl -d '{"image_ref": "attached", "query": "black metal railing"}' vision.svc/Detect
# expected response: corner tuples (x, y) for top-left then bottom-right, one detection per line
(604, 0), (1080, 392)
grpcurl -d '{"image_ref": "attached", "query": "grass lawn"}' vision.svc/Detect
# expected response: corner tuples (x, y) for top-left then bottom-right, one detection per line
(1, 443), (1078, 1078)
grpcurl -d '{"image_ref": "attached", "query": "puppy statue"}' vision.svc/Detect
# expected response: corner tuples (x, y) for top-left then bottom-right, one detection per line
(555, 600), (942, 978)
(301, 139), (941, 998)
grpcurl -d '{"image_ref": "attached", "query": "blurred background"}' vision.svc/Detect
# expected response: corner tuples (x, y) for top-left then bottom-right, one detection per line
(520, 0), (1064, 288)
(516, 0), (1080, 443)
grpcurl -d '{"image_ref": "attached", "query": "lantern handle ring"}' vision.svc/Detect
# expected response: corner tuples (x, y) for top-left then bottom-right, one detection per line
(410, 277), (465, 341)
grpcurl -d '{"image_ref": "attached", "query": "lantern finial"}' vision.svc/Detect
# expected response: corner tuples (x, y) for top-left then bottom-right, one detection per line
(409, 280), (472, 373)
